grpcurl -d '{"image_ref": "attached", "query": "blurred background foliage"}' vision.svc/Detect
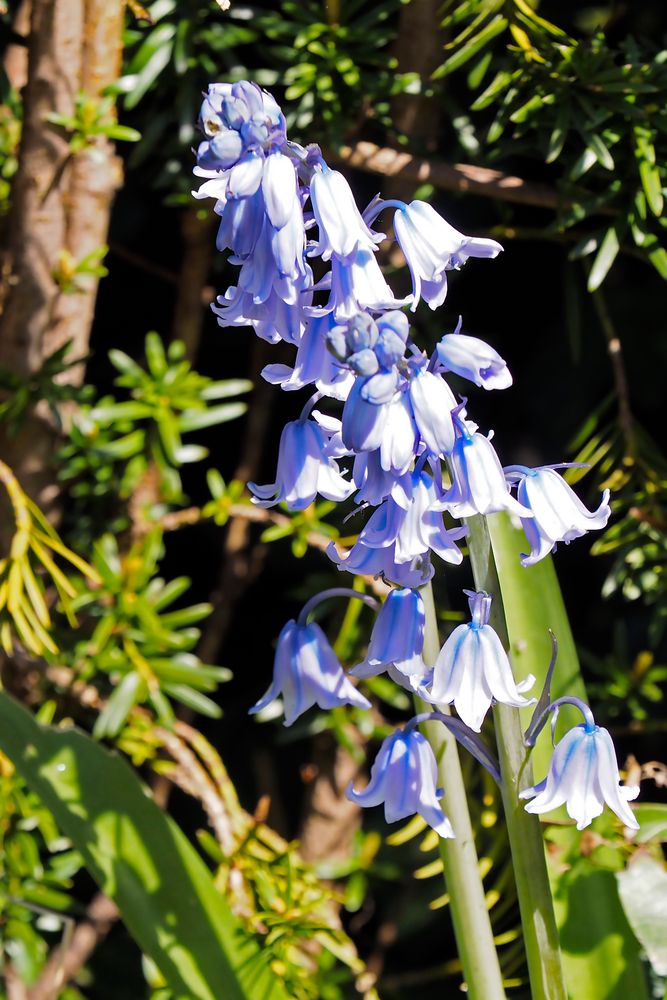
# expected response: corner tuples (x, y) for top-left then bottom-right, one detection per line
(0, 0), (666, 997)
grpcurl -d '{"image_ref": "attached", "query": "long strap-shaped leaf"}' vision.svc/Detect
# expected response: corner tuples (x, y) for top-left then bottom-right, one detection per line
(485, 513), (647, 1000)
(0, 692), (288, 1000)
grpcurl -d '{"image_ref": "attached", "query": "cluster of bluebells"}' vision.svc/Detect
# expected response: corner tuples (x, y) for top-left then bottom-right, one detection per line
(195, 81), (638, 837)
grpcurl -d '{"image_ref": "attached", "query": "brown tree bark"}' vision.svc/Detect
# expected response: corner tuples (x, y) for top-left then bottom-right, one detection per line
(0, 0), (125, 504)
(0, 0), (124, 378)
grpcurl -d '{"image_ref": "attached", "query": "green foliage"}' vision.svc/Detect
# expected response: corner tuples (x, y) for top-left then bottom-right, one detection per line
(545, 813), (649, 1000)
(0, 731), (83, 990)
(0, 691), (289, 1000)
(52, 245), (111, 295)
(0, 342), (93, 435)
(566, 395), (667, 644)
(0, 461), (98, 656)
(435, 1), (667, 284)
(0, 88), (20, 216)
(46, 92), (141, 151)
(56, 333), (250, 539)
(581, 625), (667, 724)
(260, 0), (418, 140)
(62, 529), (230, 736)
(113, 0), (416, 197)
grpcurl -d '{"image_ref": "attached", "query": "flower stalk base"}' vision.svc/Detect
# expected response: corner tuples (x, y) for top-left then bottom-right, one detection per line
(466, 515), (567, 1000)
(418, 582), (506, 1000)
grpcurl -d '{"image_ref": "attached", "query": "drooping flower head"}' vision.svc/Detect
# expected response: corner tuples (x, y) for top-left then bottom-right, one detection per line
(392, 199), (503, 311)
(504, 466), (611, 567)
(347, 727), (454, 838)
(250, 618), (371, 726)
(351, 587), (428, 691)
(520, 715), (639, 830)
(429, 590), (535, 731)
(436, 318), (512, 391)
(249, 413), (354, 510)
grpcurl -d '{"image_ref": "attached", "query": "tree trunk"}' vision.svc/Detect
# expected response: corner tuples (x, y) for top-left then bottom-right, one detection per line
(0, 0), (124, 379)
(0, 0), (125, 502)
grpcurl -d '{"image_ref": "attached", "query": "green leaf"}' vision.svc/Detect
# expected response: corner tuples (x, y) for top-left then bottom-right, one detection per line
(432, 15), (508, 79)
(587, 225), (620, 292)
(486, 513), (648, 998)
(617, 855), (667, 977)
(178, 403), (247, 432)
(0, 691), (288, 1000)
(485, 512), (586, 774)
(550, 859), (648, 1000)
(93, 671), (145, 739)
(200, 379), (253, 401)
(632, 803), (667, 843)
(123, 24), (176, 109)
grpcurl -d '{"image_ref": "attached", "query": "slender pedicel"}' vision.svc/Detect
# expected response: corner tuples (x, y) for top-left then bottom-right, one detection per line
(406, 711), (502, 783)
(297, 587), (379, 626)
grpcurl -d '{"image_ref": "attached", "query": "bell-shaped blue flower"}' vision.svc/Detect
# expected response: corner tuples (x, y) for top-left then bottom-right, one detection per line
(393, 200), (503, 311)
(263, 313), (353, 399)
(378, 391), (419, 475)
(409, 368), (458, 456)
(359, 469), (466, 567)
(309, 168), (384, 261)
(520, 722), (639, 830)
(328, 538), (434, 589)
(328, 250), (408, 318)
(437, 325), (512, 390)
(351, 588), (427, 690)
(347, 728), (454, 837)
(505, 467), (611, 567)
(251, 619), (371, 726)
(429, 590), (535, 731)
(352, 450), (396, 506)
(444, 417), (533, 519)
(249, 417), (354, 510)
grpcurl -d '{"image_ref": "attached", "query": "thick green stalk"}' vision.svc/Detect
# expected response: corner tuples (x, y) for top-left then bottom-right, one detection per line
(418, 582), (506, 1000)
(466, 514), (567, 1000)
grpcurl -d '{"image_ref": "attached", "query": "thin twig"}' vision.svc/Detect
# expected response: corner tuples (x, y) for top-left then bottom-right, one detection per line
(329, 141), (567, 211)
(590, 284), (635, 454)
(27, 893), (119, 1000)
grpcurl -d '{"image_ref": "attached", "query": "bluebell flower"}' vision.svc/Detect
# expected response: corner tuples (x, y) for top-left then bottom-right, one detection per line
(357, 469), (466, 567)
(444, 416), (533, 518)
(309, 167), (384, 261)
(262, 313), (354, 398)
(393, 200), (503, 311)
(504, 467), (611, 567)
(198, 81), (286, 168)
(251, 619), (371, 726)
(328, 250), (408, 318)
(341, 376), (389, 453)
(409, 367), (458, 456)
(429, 590), (535, 731)
(347, 728), (454, 837)
(249, 417), (354, 509)
(352, 450), (396, 506)
(378, 392), (419, 475)
(351, 588), (428, 691)
(520, 722), (639, 830)
(437, 322), (512, 390)
(328, 538), (434, 589)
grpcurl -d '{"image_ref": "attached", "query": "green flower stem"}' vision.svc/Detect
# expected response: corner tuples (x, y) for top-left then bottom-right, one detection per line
(466, 514), (567, 1000)
(417, 581), (506, 1000)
